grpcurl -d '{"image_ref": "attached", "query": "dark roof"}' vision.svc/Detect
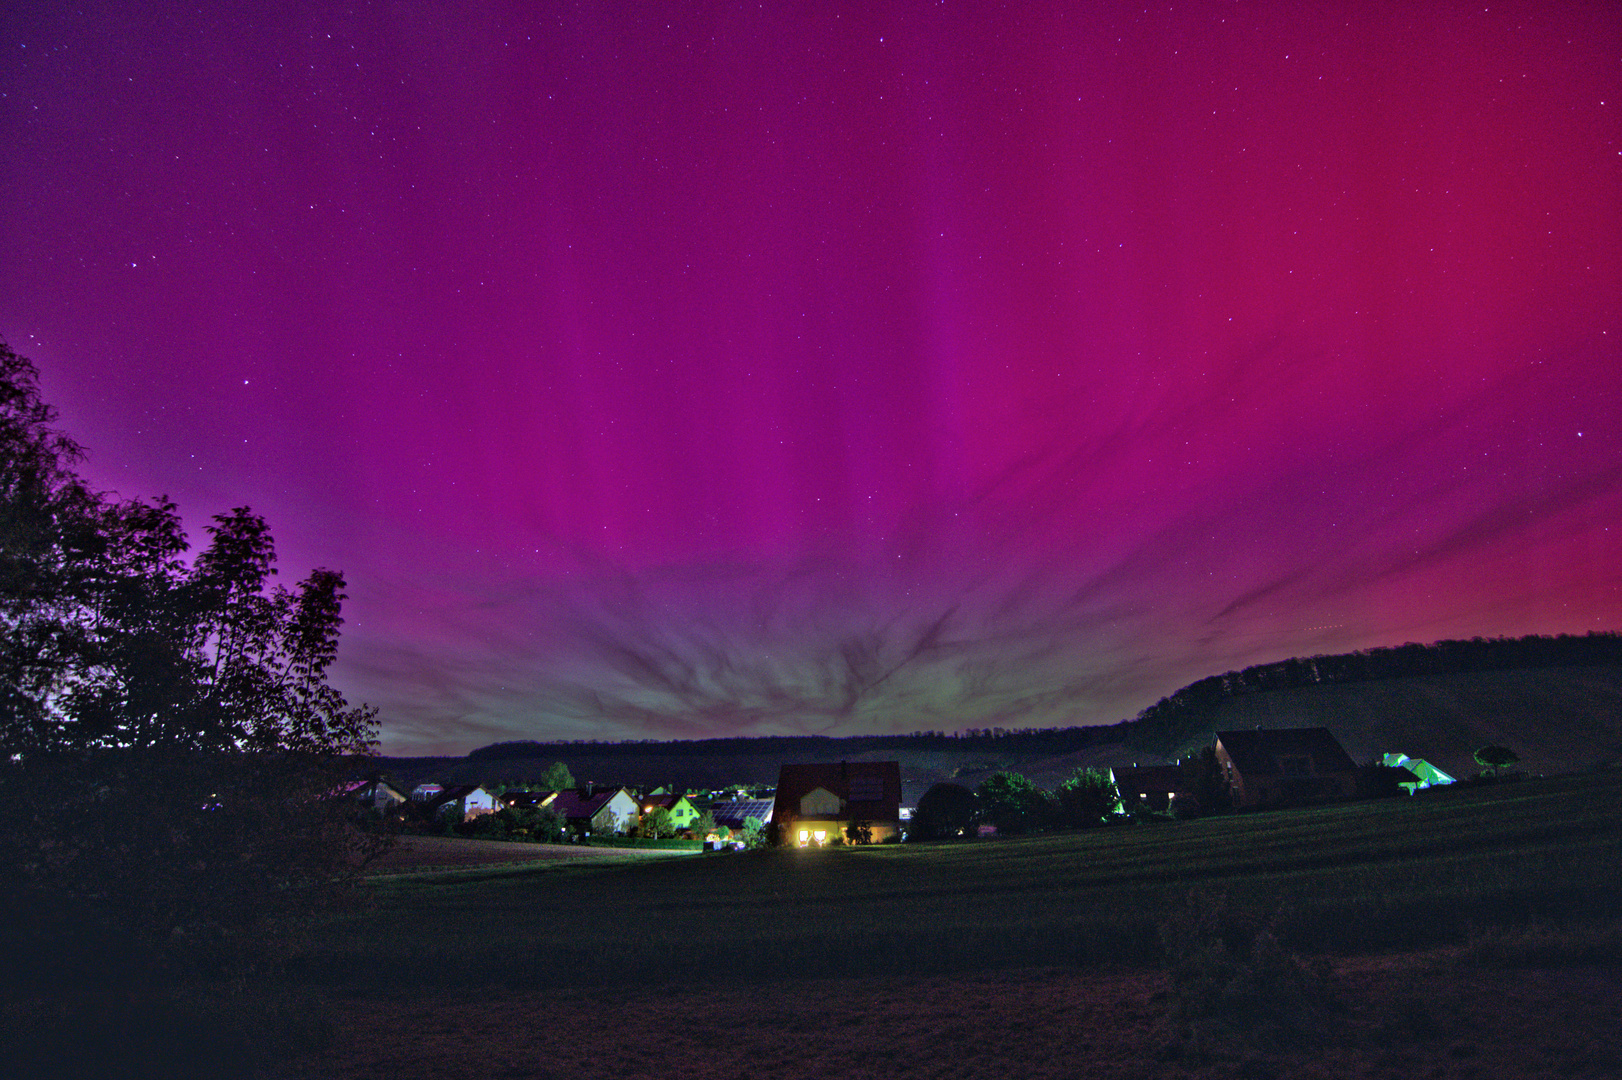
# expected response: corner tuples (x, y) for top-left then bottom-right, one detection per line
(1112, 765), (1187, 798)
(549, 787), (628, 821)
(421, 783), (485, 812)
(499, 790), (555, 810)
(1215, 728), (1357, 777)
(771, 761), (902, 827)
(712, 798), (774, 829)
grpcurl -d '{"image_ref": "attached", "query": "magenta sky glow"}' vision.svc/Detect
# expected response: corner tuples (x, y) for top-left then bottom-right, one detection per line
(4, 1), (1619, 755)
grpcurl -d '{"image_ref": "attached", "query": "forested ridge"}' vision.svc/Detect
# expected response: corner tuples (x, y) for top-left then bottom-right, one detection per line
(462, 631), (1622, 765)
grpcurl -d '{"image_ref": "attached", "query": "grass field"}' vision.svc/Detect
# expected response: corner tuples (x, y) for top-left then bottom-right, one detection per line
(7, 769), (1620, 1078)
(297, 768), (1622, 990)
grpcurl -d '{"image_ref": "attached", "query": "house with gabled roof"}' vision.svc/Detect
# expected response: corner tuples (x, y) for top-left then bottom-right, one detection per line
(638, 792), (700, 832)
(771, 761), (901, 846)
(341, 778), (410, 813)
(1381, 753), (1456, 794)
(498, 789), (557, 812)
(428, 784), (500, 822)
(1110, 764), (1189, 814)
(712, 797), (774, 834)
(1214, 727), (1358, 809)
(548, 786), (640, 836)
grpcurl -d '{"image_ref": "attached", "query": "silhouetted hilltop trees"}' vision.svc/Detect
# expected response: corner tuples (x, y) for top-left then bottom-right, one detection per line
(466, 723), (1138, 763)
(459, 632), (1620, 775)
(1125, 631), (1622, 758)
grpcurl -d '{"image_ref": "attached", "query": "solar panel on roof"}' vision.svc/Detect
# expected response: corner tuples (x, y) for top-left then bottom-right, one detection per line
(848, 776), (885, 801)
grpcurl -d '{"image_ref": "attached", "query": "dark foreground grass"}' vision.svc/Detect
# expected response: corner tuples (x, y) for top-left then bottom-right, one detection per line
(294, 768), (1622, 990)
(8, 770), (1619, 1078)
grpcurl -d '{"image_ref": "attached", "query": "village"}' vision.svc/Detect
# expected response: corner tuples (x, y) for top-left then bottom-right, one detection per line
(344, 725), (1462, 850)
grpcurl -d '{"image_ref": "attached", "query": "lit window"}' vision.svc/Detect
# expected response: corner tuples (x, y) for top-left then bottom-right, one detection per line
(813, 830), (827, 844)
(798, 830), (809, 846)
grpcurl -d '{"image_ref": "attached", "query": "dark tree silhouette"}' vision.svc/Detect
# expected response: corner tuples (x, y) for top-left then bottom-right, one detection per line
(1054, 766), (1119, 827)
(975, 771), (1052, 835)
(0, 342), (380, 970)
(1473, 745), (1521, 776)
(909, 782), (978, 840)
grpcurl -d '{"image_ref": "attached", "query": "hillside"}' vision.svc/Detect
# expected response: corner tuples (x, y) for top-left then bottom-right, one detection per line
(1127, 664), (1622, 779)
(372, 634), (1622, 792)
(366, 739), (1127, 801)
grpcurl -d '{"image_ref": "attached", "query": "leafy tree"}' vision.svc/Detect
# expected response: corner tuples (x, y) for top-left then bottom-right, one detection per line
(975, 771), (1052, 834)
(689, 808), (717, 838)
(1054, 766), (1120, 827)
(637, 805), (674, 839)
(740, 815), (765, 849)
(0, 344), (380, 970)
(1180, 746), (1233, 816)
(844, 820), (873, 845)
(1474, 745), (1520, 776)
(537, 761), (574, 791)
(909, 781), (977, 840)
(531, 804), (568, 843)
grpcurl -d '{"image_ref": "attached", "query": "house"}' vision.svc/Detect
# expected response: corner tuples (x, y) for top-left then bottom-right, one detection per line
(1110, 764), (1189, 814)
(1214, 727), (1359, 809)
(771, 761), (902, 846)
(639, 792), (700, 832)
(1381, 753), (1456, 794)
(548, 786), (640, 836)
(499, 789), (559, 812)
(342, 778), (410, 813)
(428, 784), (500, 822)
(410, 782), (443, 802)
(711, 797), (774, 835)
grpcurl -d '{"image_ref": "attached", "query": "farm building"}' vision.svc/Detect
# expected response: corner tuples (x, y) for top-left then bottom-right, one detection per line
(1214, 727), (1359, 808)
(1110, 764), (1189, 813)
(1381, 752), (1456, 794)
(771, 761), (902, 845)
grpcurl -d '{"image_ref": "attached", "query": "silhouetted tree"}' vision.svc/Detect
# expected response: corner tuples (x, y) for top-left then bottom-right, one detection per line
(537, 761), (575, 790)
(975, 771), (1052, 835)
(1473, 745), (1520, 777)
(1180, 746), (1233, 815)
(0, 343), (379, 971)
(637, 805), (675, 838)
(909, 782), (977, 840)
(1054, 767), (1119, 827)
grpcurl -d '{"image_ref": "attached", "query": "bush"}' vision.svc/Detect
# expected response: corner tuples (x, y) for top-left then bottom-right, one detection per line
(975, 771), (1053, 834)
(1157, 892), (1338, 1057)
(1054, 767), (1119, 827)
(0, 749), (386, 973)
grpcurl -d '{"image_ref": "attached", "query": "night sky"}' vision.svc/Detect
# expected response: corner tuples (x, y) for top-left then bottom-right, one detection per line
(3, 1), (1618, 756)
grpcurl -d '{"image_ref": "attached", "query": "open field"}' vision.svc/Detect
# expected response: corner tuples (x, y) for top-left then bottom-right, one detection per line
(303, 769), (1621, 989)
(367, 833), (697, 874)
(6, 770), (1619, 1078)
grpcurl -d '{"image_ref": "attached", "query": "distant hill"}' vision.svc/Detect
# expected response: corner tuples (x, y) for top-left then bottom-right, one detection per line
(368, 632), (1622, 797)
(1122, 632), (1622, 778)
(367, 726), (1136, 802)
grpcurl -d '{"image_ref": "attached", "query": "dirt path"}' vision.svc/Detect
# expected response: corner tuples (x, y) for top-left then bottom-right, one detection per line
(366, 834), (696, 874)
